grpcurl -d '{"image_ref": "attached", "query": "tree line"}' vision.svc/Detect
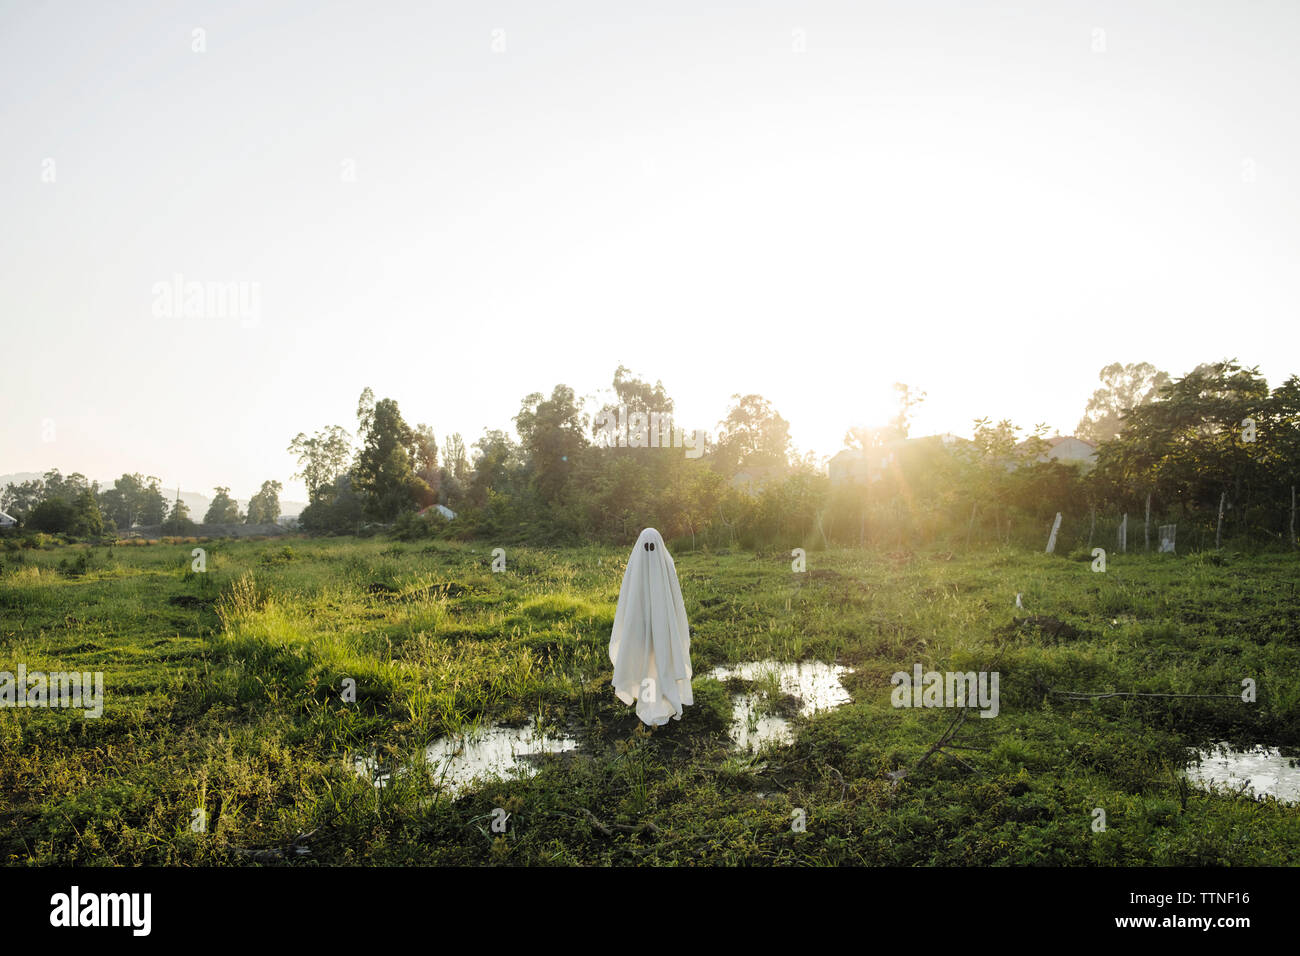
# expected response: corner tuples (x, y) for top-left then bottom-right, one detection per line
(5, 359), (1296, 552)
(1, 472), (283, 537)
(285, 359), (1298, 552)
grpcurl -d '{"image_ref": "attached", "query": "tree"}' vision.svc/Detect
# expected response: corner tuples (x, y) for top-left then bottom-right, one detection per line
(353, 394), (430, 520)
(714, 394), (791, 475)
(98, 475), (141, 529)
(28, 498), (77, 533)
(965, 418), (1052, 529)
(613, 364), (674, 414)
(440, 432), (470, 506)
(515, 384), (588, 503)
(71, 487), (104, 537)
(1077, 362), (1170, 444)
(204, 487), (242, 524)
(2, 470), (94, 525)
(1094, 359), (1271, 523)
(356, 387), (376, 440)
(135, 477), (168, 525)
(288, 426), (352, 501)
(42, 470), (91, 502)
(468, 429), (522, 507)
(298, 473), (363, 534)
(413, 424), (440, 497)
(443, 433), (470, 481)
(890, 382), (927, 439)
(96, 473), (166, 528)
(1261, 376), (1300, 492)
(162, 496), (196, 534)
(1, 477), (45, 522)
(590, 365), (675, 440)
(245, 480), (283, 524)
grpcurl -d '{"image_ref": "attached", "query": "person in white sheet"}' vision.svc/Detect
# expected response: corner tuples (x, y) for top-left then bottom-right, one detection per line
(609, 528), (694, 726)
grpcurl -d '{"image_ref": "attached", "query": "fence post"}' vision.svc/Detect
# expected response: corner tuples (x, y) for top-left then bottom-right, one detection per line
(1144, 493), (1151, 553)
(1159, 523), (1176, 553)
(1118, 513), (1127, 553)
(1046, 512), (1062, 553)
(1291, 485), (1296, 550)
(1216, 491), (1226, 550)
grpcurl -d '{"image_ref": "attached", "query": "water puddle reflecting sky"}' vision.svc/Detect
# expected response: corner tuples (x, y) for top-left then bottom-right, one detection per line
(708, 660), (854, 752)
(1182, 743), (1300, 805)
(357, 718), (579, 797)
(355, 660), (855, 794)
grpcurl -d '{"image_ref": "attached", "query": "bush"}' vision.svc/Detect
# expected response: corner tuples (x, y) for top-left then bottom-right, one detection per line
(28, 498), (76, 533)
(392, 510), (447, 541)
(161, 514), (197, 535)
(57, 552), (93, 577)
(260, 545), (295, 565)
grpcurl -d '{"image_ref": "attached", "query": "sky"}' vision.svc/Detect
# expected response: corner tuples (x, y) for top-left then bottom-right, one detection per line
(3, 0), (1299, 502)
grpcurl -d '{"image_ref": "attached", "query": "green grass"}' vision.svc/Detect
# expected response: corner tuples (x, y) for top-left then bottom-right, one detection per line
(1, 536), (1297, 865)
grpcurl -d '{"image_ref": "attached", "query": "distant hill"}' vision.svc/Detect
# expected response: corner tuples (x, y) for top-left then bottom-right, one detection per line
(0, 472), (43, 486)
(0, 474), (304, 518)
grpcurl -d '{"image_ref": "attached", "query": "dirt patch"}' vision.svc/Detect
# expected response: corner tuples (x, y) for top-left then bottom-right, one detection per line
(368, 580), (472, 600)
(999, 615), (1085, 642)
(806, 569), (848, 582)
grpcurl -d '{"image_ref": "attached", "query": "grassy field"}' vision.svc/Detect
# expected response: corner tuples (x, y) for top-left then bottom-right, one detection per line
(2, 535), (1298, 865)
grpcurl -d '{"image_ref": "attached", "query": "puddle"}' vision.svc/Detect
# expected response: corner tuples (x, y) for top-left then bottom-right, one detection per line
(1182, 743), (1300, 805)
(724, 694), (797, 751)
(356, 718), (579, 797)
(708, 660), (854, 752)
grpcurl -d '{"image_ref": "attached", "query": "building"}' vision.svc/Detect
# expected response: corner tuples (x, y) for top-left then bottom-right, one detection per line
(829, 432), (1094, 486)
(0, 510), (16, 528)
(1018, 435), (1098, 468)
(828, 444), (900, 487)
(418, 504), (457, 520)
(828, 433), (970, 487)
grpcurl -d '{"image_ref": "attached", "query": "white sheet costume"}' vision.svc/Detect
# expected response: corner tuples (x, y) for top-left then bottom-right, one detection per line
(609, 528), (694, 726)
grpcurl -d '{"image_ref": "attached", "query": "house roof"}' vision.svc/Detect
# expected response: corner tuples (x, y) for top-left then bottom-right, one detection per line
(1016, 435), (1097, 450)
